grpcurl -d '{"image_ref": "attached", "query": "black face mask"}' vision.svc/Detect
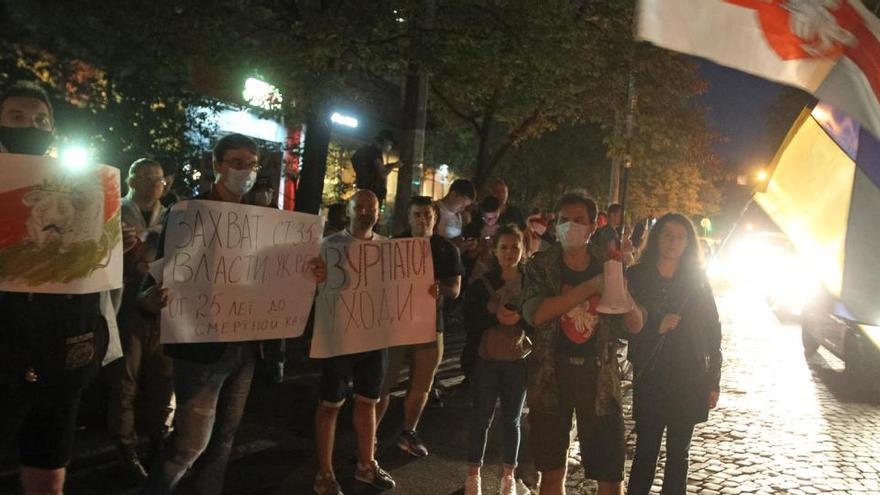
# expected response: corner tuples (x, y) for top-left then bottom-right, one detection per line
(0, 126), (54, 155)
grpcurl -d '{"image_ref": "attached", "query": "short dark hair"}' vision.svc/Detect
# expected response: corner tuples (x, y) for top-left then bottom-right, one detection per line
(1, 80), (53, 120)
(480, 195), (500, 213)
(607, 203), (623, 216)
(128, 157), (163, 178)
(409, 195), (437, 217)
(213, 133), (259, 163)
(555, 192), (597, 223)
(449, 178), (477, 201)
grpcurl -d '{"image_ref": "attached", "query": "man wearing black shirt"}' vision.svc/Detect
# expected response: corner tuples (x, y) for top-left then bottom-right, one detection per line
(520, 193), (644, 495)
(377, 196), (463, 458)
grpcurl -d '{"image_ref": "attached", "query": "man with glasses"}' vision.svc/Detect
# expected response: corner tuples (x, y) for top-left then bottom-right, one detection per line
(139, 133), (266, 494)
(107, 158), (175, 484)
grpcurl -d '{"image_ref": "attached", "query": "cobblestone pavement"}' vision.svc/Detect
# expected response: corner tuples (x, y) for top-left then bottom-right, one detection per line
(13, 288), (880, 495)
(564, 289), (880, 495)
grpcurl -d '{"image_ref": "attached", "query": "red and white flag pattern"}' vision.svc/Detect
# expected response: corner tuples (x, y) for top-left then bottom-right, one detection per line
(638, 0), (880, 138)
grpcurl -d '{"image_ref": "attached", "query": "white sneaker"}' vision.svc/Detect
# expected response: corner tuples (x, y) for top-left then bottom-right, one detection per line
(464, 473), (482, 495)
(500, 474), (516, 495)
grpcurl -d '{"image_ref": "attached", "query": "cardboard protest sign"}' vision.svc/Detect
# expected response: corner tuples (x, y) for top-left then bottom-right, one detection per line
(0, 154), (122, 294)
(311, 235), (436, 358)
(159, 200), (321, 343)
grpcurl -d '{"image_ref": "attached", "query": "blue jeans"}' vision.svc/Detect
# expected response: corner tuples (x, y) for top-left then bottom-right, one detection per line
(467, 359), (527, 467)
(141, 344), (255, 495)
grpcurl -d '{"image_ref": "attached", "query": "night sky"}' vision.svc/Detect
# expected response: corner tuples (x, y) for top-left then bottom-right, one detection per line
(698, 59), (786, 173)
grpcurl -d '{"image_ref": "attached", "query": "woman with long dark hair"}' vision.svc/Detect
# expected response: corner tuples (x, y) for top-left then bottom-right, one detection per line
(625, 213), (722, 495)
(463, 225), (530, 495)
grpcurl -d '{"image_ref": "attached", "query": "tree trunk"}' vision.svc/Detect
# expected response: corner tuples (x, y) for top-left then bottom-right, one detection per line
(473, 115), (493, 191)
(295, 106), (331, 215)
(392, 64), (430, 235)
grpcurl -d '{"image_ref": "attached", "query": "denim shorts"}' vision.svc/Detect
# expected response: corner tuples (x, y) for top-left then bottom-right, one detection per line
(319, 349), (388, 406)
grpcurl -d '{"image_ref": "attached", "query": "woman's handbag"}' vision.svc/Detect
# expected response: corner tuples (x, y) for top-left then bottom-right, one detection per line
(478, 323), (532, 361)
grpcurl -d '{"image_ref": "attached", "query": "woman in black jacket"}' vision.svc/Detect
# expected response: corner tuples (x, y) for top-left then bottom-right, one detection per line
(462, 225), (529, 495)
(625, 213), (722, 495)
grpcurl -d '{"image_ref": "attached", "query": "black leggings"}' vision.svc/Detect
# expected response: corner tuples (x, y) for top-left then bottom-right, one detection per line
(627, 421), (696, 495)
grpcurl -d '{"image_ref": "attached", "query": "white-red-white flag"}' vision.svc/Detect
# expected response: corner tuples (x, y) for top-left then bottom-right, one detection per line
(638, 0), (880, 138)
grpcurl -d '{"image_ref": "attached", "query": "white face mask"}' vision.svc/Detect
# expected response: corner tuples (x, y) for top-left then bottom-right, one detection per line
(556, 221), (591, 249)
(223, 168), (257, 197)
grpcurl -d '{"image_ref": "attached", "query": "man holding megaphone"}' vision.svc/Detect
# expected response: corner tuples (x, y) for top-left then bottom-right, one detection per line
(520, 192), (644, 495)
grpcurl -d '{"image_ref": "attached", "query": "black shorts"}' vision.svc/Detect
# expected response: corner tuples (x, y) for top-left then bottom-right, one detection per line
(319, 349), (388, 406)
(529, 358), (625, 482)
(0, 382), (83, 469)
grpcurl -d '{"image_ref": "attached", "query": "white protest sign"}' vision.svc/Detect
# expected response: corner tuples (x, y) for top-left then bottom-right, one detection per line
(159, 200), (321, 343)
(311, 235), (436, 358)
(0, 154), (123, 294)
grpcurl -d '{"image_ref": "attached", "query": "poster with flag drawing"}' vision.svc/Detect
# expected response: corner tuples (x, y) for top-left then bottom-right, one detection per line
(0, 154), (123, 294)
(638, 0), (880, 138)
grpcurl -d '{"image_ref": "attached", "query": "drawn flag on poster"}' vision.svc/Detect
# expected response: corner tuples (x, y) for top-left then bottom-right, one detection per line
(0, 154), (122, 294)
(311, 235), (436, 358)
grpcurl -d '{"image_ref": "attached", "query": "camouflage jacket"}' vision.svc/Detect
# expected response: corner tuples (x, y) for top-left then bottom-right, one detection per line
(519, 242), (624, 416)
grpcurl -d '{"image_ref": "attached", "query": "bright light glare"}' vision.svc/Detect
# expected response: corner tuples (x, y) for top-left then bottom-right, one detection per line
(330, 112), (358, 128)
(61, 146), (90, 171)
(712, 233), (818, 317)
(242, 77), (282, 110)
(756, 170), (769, 181)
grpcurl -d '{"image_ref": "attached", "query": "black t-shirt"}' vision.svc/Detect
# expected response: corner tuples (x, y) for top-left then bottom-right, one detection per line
(556, 255), (603, 358)
(399, 231), (464, 332)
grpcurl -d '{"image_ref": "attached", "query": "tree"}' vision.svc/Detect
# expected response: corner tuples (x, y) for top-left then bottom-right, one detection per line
(0, 1), (218, 181)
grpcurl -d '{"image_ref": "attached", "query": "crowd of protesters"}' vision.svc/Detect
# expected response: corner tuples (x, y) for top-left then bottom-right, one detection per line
(0, 79), (722, 495)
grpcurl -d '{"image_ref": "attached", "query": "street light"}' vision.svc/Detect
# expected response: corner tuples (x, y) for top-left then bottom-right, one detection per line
(330, 112), (359, 128)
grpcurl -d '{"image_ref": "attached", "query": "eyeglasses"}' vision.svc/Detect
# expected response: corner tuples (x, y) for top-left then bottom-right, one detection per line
(137, 176), (167, 185)
(222, 159), (261, 171)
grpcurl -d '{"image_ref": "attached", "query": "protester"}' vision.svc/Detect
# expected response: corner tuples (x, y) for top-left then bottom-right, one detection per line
(139, 133), (279, 494)
(434, 178), (477, 241)
(313, 190), (396, 495)
(322, 202), (348, 237)
(464, 195), (502, 240)
(160, 164), (180, 207)
(520, 192), (644, 495)
(525, 213), (550, 256)
(0, 80), (116, 495)
(249, 177), (275, 207)
(590, 203), (634, 265)
(107, 158), (174, 484)
(350, 130), (398, 206)
(376, 196), (463, 458)
(491, 179), (526, 230)
(624, 213), (722, 495)
(463, 225), (530, 495)
(462, 195), (502, 281)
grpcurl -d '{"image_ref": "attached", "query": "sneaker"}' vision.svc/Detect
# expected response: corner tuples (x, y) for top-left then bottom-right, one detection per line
(354, 460), (396, 490)
(397, 430), (429, 457)
(464, 473), (482, 495)
(500, 474), (516, 495)
(313, 471), (343, 495)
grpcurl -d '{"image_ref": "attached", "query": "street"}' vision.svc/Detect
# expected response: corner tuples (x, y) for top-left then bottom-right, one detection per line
(13, 286), (880, 495)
